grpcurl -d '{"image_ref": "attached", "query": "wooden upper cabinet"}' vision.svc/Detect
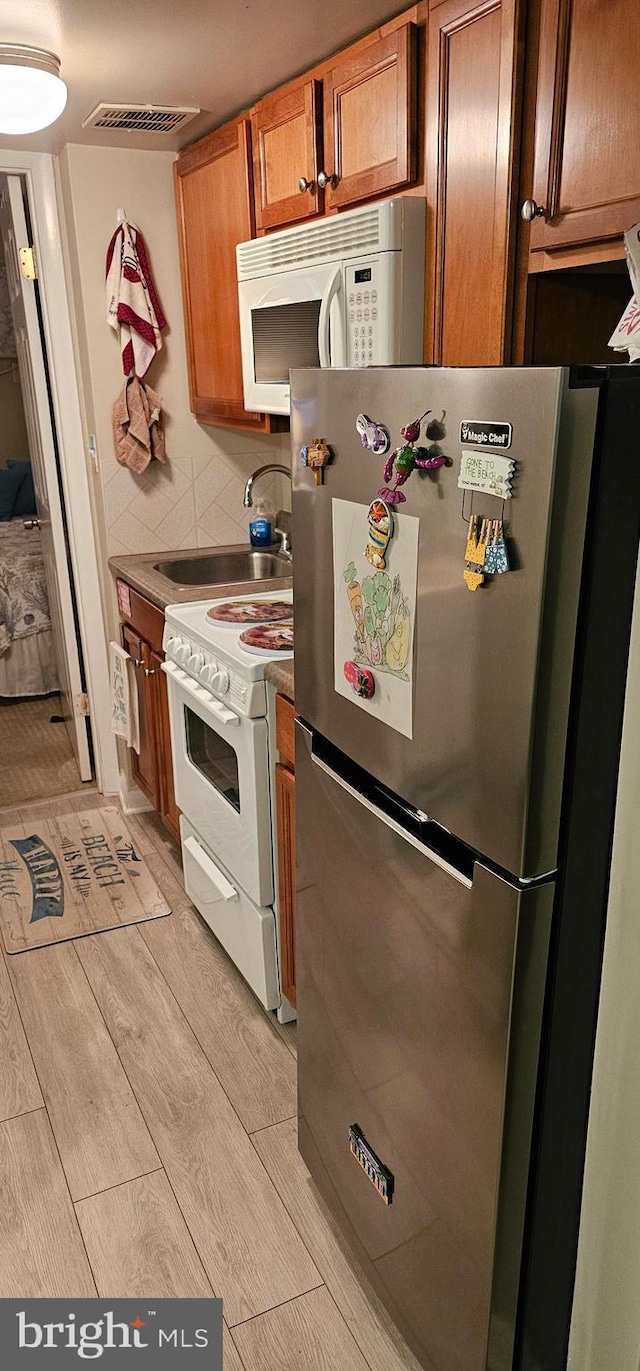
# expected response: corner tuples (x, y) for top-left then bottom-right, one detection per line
(425, 0), (523, 365)
(174, 119), (270, 431)
(528, 0), (640, 255)
(322, 24), (417, 211)
(252, 81), (323, 230)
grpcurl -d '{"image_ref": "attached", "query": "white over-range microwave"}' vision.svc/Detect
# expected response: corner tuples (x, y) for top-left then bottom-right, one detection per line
(236, 197), (425, 415)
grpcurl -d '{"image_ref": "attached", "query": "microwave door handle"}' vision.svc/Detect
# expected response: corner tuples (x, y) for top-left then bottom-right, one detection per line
(318, 268), (343, 368)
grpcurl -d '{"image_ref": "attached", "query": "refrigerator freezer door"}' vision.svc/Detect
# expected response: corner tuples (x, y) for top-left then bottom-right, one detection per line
(292, 366), (600, 878)
(296, 726), (554, 1371)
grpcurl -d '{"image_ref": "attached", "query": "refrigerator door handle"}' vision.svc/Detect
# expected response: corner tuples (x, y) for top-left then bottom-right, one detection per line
(311, 750), (473, 889)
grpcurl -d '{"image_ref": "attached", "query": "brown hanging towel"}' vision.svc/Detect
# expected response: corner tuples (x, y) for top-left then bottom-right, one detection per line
(112, 376), (166, 473)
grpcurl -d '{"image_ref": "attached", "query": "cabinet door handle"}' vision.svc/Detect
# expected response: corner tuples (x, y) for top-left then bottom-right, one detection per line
(521, 198), (547, 222)
(132, 657), (144, 668)
(143, 667), (156, 677)
(298, 176), (316, 193)
(317, 170), (338, 190)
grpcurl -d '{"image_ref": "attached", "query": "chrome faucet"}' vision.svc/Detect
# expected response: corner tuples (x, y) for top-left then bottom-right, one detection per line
(243, 464), (293, 558)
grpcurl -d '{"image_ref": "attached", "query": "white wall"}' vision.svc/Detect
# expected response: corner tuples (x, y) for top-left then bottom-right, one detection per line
(568, 553), (640, 1371)
(57, 143), (290, 565)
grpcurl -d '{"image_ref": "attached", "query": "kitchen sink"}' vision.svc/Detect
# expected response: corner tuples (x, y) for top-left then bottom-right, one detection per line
(153, 549), (292, 586)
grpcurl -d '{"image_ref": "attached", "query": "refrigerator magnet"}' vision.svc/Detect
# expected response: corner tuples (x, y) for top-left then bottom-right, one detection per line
(458, 449), (515, 498)
(378, 410), (450, 505)
(364, 499), (394, 569)
(300, 437), (332, 485)
(355, 413), (390, 455)
(344, 660), (376, 699)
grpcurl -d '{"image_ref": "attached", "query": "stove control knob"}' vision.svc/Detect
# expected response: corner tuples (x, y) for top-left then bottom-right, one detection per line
(214, 666), (230, 694)
(177, 643), (191, 665)
(166, 635), (182, 659)
(200, 661), (217, 686)
(188, 652), (205, 673)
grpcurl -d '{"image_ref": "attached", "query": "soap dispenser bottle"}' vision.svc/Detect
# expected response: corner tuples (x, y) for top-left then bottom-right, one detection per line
(249, 498), (273, 548)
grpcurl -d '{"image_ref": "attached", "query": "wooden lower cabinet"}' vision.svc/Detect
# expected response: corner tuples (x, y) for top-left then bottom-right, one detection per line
(275, 693), (297, 1006)
(118, 583), (180, 842)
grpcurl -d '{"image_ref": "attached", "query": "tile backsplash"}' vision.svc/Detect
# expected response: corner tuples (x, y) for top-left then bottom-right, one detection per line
(101, 431), (292, 559)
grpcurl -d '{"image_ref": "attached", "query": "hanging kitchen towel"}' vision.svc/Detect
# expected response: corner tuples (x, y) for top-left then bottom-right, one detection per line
(105, 219), (167, 377)
(111, 641), (131, 740)
(112, 376), (166, 472)
(109, 640), (140, 754)
(609, 221), (640, 362)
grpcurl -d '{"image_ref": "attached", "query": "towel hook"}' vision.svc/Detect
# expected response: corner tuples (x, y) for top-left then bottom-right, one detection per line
(116, 207), (126, 224)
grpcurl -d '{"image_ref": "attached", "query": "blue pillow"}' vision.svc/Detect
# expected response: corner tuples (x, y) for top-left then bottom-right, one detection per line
(7, 460), (36, 516)
(0, 465), (24, 521)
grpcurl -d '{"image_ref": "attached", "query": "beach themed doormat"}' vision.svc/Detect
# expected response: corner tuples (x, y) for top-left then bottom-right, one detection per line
(0, 806), (170, 953)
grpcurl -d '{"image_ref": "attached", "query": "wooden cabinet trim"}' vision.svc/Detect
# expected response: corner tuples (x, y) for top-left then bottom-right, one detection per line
(175, 120), (241, 176)
(275, 693), (296, 769)
(246, 6), (420, 116)
(542, 0), (572, 223)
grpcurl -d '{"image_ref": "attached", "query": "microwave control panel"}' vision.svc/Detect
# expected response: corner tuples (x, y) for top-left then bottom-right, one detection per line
(345, 257), (394, 368)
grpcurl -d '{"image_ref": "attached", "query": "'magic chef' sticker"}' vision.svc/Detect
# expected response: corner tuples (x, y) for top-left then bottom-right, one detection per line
(460, 420), (512, 449)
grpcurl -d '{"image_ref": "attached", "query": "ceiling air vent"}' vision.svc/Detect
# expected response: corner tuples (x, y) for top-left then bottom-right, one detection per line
(82, 102), (200, 133)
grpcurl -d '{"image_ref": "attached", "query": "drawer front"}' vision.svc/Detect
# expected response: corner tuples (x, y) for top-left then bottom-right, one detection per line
(118, 581), (165, 654)
(181, 819), (279, 1011)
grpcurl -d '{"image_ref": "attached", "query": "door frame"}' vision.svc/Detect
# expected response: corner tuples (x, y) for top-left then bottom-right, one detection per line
(0, 148), (119, 794)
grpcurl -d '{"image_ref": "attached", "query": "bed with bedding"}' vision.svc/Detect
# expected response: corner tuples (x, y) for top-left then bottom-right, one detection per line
(0, 517), (58, 697)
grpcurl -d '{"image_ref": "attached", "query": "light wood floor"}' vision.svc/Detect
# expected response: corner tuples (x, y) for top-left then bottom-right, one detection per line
(0, 794), (421, 1370)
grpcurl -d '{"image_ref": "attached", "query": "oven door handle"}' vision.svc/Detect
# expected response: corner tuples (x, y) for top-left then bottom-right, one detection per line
(161, 660), (240, 725)
(318, 267), (343, 368)
(184, 836), (238, 902)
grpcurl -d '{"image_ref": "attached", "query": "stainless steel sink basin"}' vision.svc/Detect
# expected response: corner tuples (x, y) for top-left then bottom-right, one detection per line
(153, 549), (292, 586)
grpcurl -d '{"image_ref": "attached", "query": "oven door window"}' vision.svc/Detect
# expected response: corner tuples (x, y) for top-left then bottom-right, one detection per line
(252, 300), (321, 383)
(184, 707), (240, 812)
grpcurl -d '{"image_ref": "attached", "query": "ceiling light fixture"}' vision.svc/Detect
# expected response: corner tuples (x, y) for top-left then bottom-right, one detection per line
(0, 45), (67, 135)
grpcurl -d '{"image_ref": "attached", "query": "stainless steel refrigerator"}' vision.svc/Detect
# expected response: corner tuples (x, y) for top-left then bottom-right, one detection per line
(291, 366), (640, 1371)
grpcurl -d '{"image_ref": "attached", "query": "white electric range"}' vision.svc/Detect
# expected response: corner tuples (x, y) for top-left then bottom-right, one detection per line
(162, 590), (293, 1013)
